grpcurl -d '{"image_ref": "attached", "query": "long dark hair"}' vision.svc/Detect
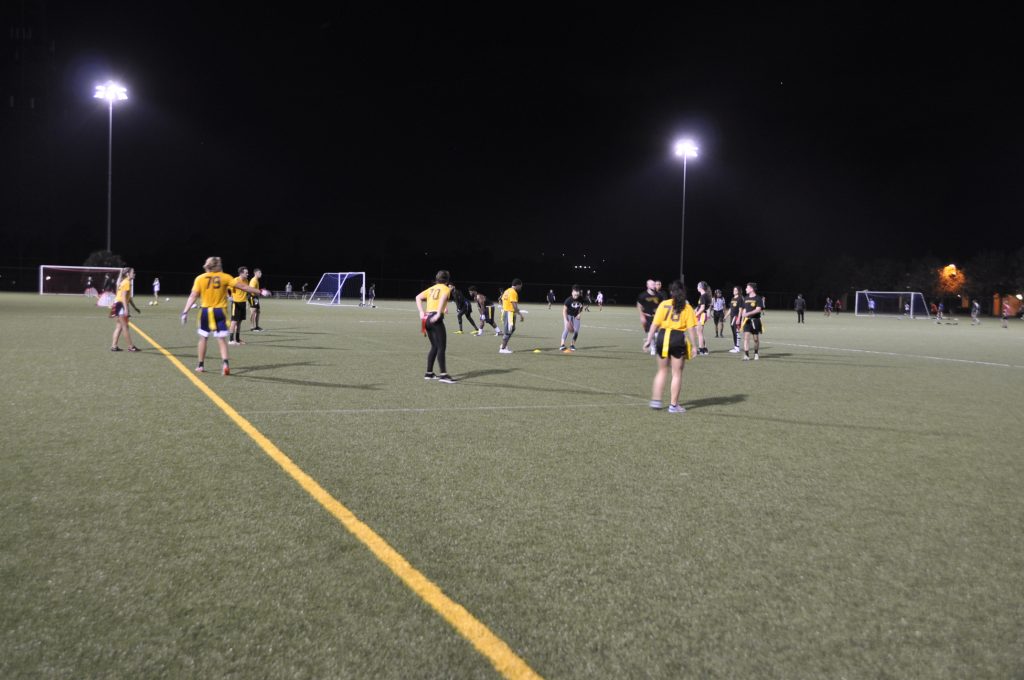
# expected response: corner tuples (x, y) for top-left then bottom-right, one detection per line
(669, 280), (687, 313)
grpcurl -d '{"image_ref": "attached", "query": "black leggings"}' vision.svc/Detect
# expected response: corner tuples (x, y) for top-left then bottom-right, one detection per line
(426, 319), (447, 373)
(457, 308), (478, 331)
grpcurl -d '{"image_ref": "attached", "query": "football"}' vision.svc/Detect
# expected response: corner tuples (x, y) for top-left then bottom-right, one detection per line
(261, 289), (271, 297)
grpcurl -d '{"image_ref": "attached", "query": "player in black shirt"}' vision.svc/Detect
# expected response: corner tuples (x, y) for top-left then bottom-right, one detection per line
(546, 289), (557, 309)
(469, 286), (499, 336)
(637, 280), (662, 356)
(451, 287), (479, 334)
(694, 281), (712, 355)
(739, 281), (765, 361)
(560, 285), (586, 351)
(728, 286), (742, 352)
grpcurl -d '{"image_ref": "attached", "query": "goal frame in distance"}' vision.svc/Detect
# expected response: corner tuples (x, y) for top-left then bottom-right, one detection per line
(306, 272), (367, 307)
(854, 290), (931, 319)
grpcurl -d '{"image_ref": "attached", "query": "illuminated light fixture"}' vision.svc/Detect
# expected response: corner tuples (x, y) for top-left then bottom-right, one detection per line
(672, 137), (699, 284)
(93, 80), (128, 252)
(1017, 294), (1023, 300)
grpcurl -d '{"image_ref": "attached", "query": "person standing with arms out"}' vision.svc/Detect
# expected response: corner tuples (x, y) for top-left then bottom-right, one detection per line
(795, 293), (806, 323)
(110, 267), (140, 352)
(867, 296), (876, 317)
(637, 279), (661, 356)
(712, 289), (726, 337)
(228, 266), (250, 346)
(643, 280), (698, 414)
(499, 279), (525, 354)
(739, 282), (765, 361)
(560, 285), (585, 352)
(546, 289), (557, 309)
(152, 276), (161, 305)
(728, 286), (743, 353)
(248, 267), (265, 332)
(596, 290), (604, 311)
(693, 281), (712, 355)
(181, 257), (267, 375)
(415, 270), (456, 383)
(450, 286), (479, 334)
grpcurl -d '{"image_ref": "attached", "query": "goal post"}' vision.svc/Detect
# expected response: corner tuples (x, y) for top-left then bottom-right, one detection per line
(307, 272), (367, 307)
(854, 290), (930, 319)
(39, 265), (124, 297)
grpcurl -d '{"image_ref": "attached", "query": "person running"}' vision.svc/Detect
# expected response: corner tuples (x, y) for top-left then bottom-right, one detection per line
(110, 267), (140, 352)
(228, 266), (250, 345)
(595, 291), (604, 311)
(694, 281), (711, 355)
(728, 286), (743, 352)
(181, 257), (266, 375)
(248, 267), (264, 331)
(499, 279), (525, 353)
(584, 289), (593, 311)
(794, 293), (806, 323)
(415, 270), (456, 383)
(712, 289), (726, 337)
(971, 299), (981, 325)
(450, 286), (479, 334)
(739, 282), (765, 361)
(824, 297), (833, 317)
(152, 276), (161, 305)
(469, 286), (499, 336)
(643, 280), (698, 413)
(546, 289), (557, 309)
(560, 285), (585, 352)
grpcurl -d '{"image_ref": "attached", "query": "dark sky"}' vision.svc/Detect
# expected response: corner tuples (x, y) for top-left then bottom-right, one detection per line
(4, 3), (1023, 292)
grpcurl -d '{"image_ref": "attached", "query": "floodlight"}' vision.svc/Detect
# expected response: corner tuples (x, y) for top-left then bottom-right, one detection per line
(674, 139), (698, 159)
(94, 81), (128, 102)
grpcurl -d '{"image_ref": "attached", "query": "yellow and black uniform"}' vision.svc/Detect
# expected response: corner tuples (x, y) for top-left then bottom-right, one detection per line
(248, 274), (261, 309)
(637, 289), (661, 332)
(191, 271), (239, 337)
(651, 299), (697, 359)
(500, 287), (519, 337)
(742, 294), (766, 335)
(419, 282), (450, 375)
(230, 277), (249, 323)
(729, 293), (742, 346)
(111, 277), (132, 317)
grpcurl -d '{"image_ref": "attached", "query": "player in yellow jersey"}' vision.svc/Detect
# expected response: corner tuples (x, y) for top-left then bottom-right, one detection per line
(498, 278), (524, 354)
(228, 266), (250, 345)
(180, 256), (267, 375)
(642, 280), (698, 413)
(415, 270), (456, 383)
(248, 267), (265, 332)
(110, 267), (140, 352)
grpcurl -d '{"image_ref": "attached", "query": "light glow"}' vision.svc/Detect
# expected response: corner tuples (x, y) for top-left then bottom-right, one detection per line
(674, 139), (698, 159)
(94, 81), (128, 103)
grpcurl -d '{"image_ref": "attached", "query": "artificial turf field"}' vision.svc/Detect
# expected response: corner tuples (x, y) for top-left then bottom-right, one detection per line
(2, 292), (1022, 679)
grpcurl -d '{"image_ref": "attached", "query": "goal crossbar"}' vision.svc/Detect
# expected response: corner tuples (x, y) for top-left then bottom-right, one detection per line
(307, 272), (366, 307)
(854, 290), (931, 319)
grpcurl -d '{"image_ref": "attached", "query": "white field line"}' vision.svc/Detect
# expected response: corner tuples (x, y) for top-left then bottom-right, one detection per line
(244, 402), (648, 416)
(771, 341), (1024, 369)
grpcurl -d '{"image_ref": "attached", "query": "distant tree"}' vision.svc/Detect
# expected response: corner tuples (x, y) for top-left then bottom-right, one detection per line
(83, 250), (126, 268)
(963, 251), (1009, 301)
(905, 256), (943, 297)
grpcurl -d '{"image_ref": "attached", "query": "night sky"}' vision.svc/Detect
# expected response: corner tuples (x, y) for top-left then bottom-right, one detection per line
(4, 3), (1023, 294)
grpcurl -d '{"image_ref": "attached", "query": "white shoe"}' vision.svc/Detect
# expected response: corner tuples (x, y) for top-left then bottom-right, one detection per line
(743, 355), (750, 361)
(729, 347), (740, 353)
(475, 329), (483, 336)
(754, 353), (759, 360)
(499, 348), (513, 354)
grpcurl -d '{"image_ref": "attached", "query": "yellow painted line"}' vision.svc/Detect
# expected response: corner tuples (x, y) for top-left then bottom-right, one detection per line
(130, 322), (543, 680)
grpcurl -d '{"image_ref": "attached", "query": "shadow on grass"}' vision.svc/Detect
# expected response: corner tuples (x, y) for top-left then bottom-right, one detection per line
(228, 361), (381, 390)
(682, 393), (748, 409)
(457, 367), (519, 379)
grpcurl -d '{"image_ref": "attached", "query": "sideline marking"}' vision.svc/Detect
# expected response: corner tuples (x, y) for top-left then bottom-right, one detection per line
(129, 322), (543, 680)
(244, 402), (648, 416)
(772, 341), (1024, 369)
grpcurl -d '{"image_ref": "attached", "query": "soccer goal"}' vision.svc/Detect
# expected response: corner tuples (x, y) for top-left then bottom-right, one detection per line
(854, 290), (930, 319)
(307, 272), (366, 307)
(39, 265), (124, 297)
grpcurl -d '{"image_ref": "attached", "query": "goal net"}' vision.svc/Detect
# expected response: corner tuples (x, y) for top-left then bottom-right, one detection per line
(307, 272), (366, 307)
(39, 265), (124, 297)
(854, 290), (930, 319)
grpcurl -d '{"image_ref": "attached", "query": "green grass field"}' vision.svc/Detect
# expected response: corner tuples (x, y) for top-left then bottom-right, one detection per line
(2, 292), (1022, 679)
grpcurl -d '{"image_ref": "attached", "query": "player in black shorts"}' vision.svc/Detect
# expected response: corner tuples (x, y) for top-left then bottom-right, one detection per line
(694, 281), (712, 355)
(450, 286), (479, 334)
(637, 280), (662, 356)
(560, 285), (586, 351)
(739, 281), (765, 361)
(712, 289), (726, 337)
(728, 286), (742, 352)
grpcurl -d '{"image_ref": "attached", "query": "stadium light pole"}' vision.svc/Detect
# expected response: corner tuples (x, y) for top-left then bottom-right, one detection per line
(94, 81), (128, 253)
(673, 138), (698, 285)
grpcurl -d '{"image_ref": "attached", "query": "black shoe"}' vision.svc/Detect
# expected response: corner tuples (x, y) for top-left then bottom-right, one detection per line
(438, 374), (457, 384)
(424, 372), (437, 380)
